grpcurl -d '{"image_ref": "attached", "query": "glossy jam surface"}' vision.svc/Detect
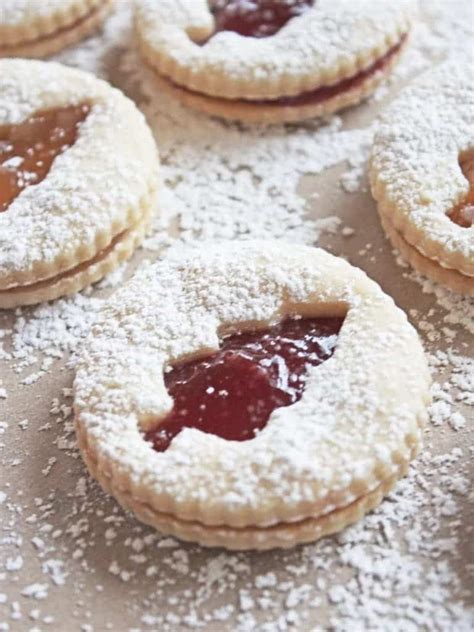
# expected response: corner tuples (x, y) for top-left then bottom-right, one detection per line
(210, 0), (314, 38)
(448, 152), (474, 228)
(0, 104), (90, 213)
(145, 316), (344, 452)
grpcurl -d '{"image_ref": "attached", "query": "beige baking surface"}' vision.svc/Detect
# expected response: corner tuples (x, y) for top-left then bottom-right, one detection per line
(0, 2), (473, 631)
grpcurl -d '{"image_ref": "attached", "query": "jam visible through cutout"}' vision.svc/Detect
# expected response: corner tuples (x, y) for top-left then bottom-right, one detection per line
(210, 0), (315, 38)
(0, 104), (90, 213)
(145, 316), (344, 452)
(448, 151), (474, 228)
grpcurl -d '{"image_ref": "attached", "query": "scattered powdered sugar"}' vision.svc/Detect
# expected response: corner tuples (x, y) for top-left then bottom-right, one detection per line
(415, 275), (474, 335)
(392, 251), (474, 336)
(1, 0), (473, 630)
(1, 295), (104, 381)
(0, 383), (472, 630)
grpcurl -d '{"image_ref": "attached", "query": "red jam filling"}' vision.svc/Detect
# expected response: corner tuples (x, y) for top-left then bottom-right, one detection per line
(265, 37), (405, 107)
(185, 35), (405, 109)
(145, 316), (344, 452)
(448, 151), (474, 228)
(210, 0), (315, 38)
(0, 104), (90, 213)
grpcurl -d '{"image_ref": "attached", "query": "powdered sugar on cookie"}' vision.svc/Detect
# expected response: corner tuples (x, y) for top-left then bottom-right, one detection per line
(0, 0), (111, 58)
(0, 0), (473, 628)
(370, 60), (474, 276)
(135, 0), (415, 100)
(0, 0), (100, 29)
(0, 59), (159, 302)
(74, 242), (429, 537)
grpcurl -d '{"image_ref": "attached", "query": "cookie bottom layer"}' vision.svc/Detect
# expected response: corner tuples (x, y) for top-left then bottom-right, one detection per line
(76, 416), (421, 550)
(0, 0), (113, 59)
(143, 39), (406, 124)
(380, 213), (474, 296)
(107, 469), (405, 550)
(0, 190), (156, 309)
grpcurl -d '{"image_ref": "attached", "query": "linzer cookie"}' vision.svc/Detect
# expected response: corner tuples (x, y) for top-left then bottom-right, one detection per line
(0, 0), (113, 58)
(134, 0), (415, 124)
(74, 241), (430, 550)
(370, 60), (474, 295)
(0, 59), (159, 308)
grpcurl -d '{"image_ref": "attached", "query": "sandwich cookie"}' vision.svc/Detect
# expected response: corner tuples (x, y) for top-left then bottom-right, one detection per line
(0, 59), (160, 308)
(0, 0), (113, 58)
(370, 60), (474, 295)
(135, 0), (415, 124)
(74, 241), (430, 550)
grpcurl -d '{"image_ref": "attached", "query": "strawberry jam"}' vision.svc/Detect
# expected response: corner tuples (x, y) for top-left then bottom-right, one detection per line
(0, 104), (90, 213)
(210, 0), (315, 38)
(145, 316), (343, 452)
(448, 151), (474, 228)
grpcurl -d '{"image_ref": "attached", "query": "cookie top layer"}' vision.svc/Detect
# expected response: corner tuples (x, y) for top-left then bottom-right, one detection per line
(0, 59), (158, 290)
(74, 241), (430, 528)
(0, 0), (104, 45)
(134, 0), (415, 100)
(370, 60), (474, 276)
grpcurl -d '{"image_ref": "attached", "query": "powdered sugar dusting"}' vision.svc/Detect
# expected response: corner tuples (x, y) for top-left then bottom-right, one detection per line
(134, 0), (415, 100)
(1, 0), (473, 629)
(370, 59), (474, 274)
(0, 0), (99, 28)
(74, 242), (429, 532)
(0, 58), (158, 290)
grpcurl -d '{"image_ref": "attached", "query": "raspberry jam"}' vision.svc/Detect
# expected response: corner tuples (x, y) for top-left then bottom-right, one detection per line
(448, 152), (474, 228)
(267, 38), (404, 107)
(185, 35), (405, 110)
(145, 316), (343, 452)
(210, 0), (315, 38)
(0, 104), (90, 213)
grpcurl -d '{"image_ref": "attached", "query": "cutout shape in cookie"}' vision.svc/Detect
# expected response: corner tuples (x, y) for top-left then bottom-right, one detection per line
(74, 241), (430, 550)
(0, 0), (113, 59)
(0, 59), (160, 308)
(210, 0), (314, 38)
(135, 0), (415, 124)
(370, 60), (474, 295)
(145, 316), (344, 452)
(0, 104), (90, 212)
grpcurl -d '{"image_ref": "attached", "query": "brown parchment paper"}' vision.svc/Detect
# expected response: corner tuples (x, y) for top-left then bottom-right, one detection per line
(0, 2), (473, 631)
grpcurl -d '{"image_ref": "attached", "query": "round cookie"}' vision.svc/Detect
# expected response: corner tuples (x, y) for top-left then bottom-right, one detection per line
(134, 0), (415, 124)
(0, 0), (113, 58)
(370, 60), (474, 295)
(74, 241), (430, 550)
(0, 59), (160, 308)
